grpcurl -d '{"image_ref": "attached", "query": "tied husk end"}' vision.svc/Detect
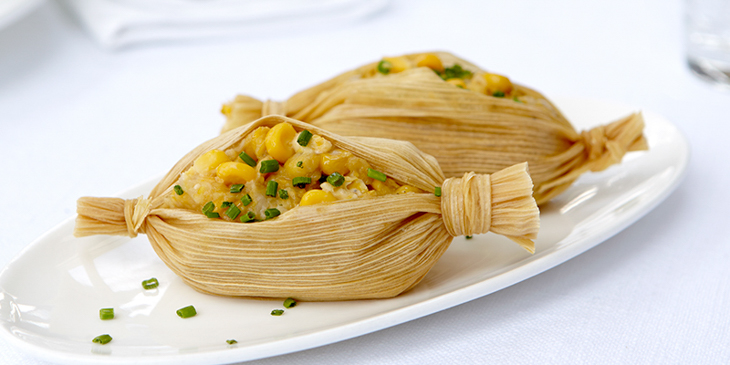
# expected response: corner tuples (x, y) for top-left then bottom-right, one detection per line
(75, 196), (151, 238)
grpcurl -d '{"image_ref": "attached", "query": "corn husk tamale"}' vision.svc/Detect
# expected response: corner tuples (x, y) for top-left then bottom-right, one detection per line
(74, 115), (539, 301)
(220, 52), (647, 204)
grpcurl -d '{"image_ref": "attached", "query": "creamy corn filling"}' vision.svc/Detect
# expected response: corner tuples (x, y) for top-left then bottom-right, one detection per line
(376, 53), (519, 100)
(163, 122), (422, 222)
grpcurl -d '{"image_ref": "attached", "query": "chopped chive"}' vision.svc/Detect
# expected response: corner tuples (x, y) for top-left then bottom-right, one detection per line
(292, 176), (312, 188)
(465, 235), (473, 239)
(296, 161), (303, 168)
(377, 60), (392, 75)
(99, 308), (114, 320)
(434, 187), (442, 197)
(205, 212), (220, 218)
(265, 181), (278, 197)
(176, 305), (197, 318)
(279, 189), (289, 199)
(367, 168), (387, 182)
(203, 201), (219, 218)
(270, 309), (284, 316)
(238, 152), (256, 167)
(326, 172), (345, 187)
(260, 160), (280, 173)
(92, 334), (112, 345)
(173, 185), (184, 195)
(283, 298), (297, 308)
(492, 91), (505, 97)
(319, 174), (328, 184)
(240, 194), (252, 206)
(221, 201), (233, 208)
(226, 339), (238, 345)
(230, 184), (244, 193)
(226, 205), (241, 220)
(240, 211), (256, 222)
(264, 208), (281, 220)
(297, 130), (313, 147)
(142, 277), (159, 289)
(513, 96), (522, 103)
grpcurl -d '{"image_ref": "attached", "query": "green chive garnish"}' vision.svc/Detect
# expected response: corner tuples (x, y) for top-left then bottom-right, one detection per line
(240, 194), (252, 206)
(292, 176), (312, 188)
(99, 308), (114, 320)
(176, 305), (197, 318)
(283, 298), (297, 308)
(327, 172), (345, 187)
(240, 211), (256, 222)
(221, 201), (233, 208)
(319, 174), (328, 184)
(297, 130), (313, 147)
(202, 201), (219, 218)
(264, 208), (280, 220)
(174, 185), (184, 195)
(226, 339), (238, 345)
(440, 64), (471, 80)
(271, 309), (284, 316)
(230, 184), (244, 193)
(226, 205), (241, 220)
(513, 97), (522, 103)
(367, 168), (387, 182)
(238, 151), (256, 167)
(92, 334), (112, 345)
(260, 160), (279, 173)
(434, 187), (442, 197)
(266, 181), (278, 197)
(492, 91), (505, 97)
(142, 277), (159, 289)
(296, 161), (303, 168)
(279, 189), (289, 199)
(377, 60), (392, 75)
(465, 235), (473, 239)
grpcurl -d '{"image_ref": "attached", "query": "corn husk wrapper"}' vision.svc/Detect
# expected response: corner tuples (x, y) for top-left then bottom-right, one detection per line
(74, 116), (539, 301)
(221, 52), (648, 204)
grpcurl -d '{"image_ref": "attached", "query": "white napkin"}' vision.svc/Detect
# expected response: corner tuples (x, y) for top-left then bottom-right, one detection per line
(60, 0), (389, 49)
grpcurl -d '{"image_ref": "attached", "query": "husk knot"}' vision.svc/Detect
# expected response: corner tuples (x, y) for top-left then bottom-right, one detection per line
(580, 112), (647, 173)
(74, 196), (151, 238)
(441, 172), (492, 237)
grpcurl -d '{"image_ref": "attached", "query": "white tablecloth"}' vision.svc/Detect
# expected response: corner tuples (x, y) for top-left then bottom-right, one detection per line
(1, 0), (728, 364)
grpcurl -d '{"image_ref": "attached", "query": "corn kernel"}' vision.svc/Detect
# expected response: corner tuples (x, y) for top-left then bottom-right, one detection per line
(216, 162), (257, 184)
(320, 151), (351, 175)
(446, 78), (466, 88)
(396, 185), (423, 194)
(483, 73), (513, 95)
(194, 150), (230, 172)
(299, 190), (337, 206)
(283, 152), (321, 179)
(221, 103), (232, 116)
(243, 126), (270, 161)
(370, 178), (400, 196)
(265, 123), (297, 163)
(346, 156), (372, 182)
(382, 57), (411, 74)
(416, 54), (444, 73)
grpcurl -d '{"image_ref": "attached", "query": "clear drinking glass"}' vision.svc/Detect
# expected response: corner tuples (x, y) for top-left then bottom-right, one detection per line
(685, 0), (730, 87)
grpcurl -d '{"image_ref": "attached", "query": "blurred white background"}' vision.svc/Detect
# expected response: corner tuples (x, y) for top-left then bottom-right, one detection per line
(1, 0), (728, 364)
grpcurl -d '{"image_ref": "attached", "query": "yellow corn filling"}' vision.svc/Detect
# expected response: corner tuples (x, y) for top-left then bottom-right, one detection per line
(376, 53), (517, 99)
(164, 123), (422, 222)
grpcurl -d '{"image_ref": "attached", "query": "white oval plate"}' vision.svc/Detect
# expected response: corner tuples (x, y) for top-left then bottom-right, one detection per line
(0, 98), (689, 364)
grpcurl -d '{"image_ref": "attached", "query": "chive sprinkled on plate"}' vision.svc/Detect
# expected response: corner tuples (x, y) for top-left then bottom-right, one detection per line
(292, 176), (311, 188)
(465, 235), (473, 239)
(238, 151), (257, 167)
(92, 334), (112, 345)
(240, 194), (252, 206)
(264, 208), (280, 220)
(260, 160), (279, 173)
(173, 185), (184, 195)
(434, 187), (442, 197)
(271, 309), (284, 316)
(240, 211), (256, 223)
(226, 339), (238, 345)
(367, 168), (387, 182)
(297, 130), (313, 147)
(226, 205), (241, 220)
(327, 172), (345, 187)
(142, 277), (159, 289)
(265, 181), (278, 197)
(99, 308), (114, 320)
(176, 305), (197, 318)
(279, 189), (289, 199)
(230, 184), (244, 193)
(283, 298), (297, 308)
